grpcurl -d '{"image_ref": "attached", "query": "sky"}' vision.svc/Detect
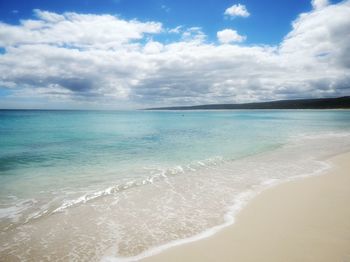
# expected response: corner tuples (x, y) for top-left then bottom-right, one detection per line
(0, 0), (349, 109)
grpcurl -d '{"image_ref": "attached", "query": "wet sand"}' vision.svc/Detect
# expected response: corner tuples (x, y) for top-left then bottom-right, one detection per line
(143, 152), (350, 262)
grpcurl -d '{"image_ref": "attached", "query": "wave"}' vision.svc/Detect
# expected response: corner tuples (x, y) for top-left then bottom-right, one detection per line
(1, 131), (350, 261)
(100, 132), (350, 261)
(0, 156), (227, 229)
(102, 160), (331, 262)
(52, 156), (226, 214)
(4, 132), (349, 226)
(0, 199), (37, 220)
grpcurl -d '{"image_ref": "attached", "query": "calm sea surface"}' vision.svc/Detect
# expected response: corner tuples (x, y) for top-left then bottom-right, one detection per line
(1, 110), (350, 261)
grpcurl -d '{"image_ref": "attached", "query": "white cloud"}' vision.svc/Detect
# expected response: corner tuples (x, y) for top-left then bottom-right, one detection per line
(224, 4), (250, 18)
(143, 41), (164, 54)
(181, 27), (206, 42)
(0, 1), (350, 109)
(0, 10), (162, 50)
(217, 29), (246, 43)
(312, 0), (329, 9)
(168, 26), (182, 34)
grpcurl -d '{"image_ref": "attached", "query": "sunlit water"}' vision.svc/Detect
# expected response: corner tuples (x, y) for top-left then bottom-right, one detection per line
(1, 110), (350, 261)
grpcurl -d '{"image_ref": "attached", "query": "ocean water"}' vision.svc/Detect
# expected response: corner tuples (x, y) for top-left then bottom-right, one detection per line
(1, 110), (350, 261)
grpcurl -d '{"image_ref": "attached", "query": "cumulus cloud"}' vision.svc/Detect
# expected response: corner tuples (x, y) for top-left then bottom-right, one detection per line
(0, 9), (162, 50)
(0, 1), (350, 109)
(224, 4), (250, 18)
(217, 29), (246, 43)
(312, 0), (329, 9)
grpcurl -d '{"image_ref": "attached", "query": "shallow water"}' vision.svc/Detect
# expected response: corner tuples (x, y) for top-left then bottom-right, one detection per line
(1, 110), (350, 261)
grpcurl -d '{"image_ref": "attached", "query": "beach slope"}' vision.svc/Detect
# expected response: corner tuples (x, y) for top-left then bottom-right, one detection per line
(143, 152), (350, 262)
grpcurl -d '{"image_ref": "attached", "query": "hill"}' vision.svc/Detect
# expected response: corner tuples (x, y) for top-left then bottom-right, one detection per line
(145, 96), (350, 110)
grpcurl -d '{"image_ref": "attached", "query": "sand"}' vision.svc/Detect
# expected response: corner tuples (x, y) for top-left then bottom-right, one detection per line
(142, 152), (350, 262)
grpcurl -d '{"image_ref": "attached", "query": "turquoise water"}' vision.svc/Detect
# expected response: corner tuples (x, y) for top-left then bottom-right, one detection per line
(1, 110), (350, 260)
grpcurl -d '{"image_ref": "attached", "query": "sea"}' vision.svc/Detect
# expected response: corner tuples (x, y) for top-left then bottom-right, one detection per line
(1, 109), (350, 261)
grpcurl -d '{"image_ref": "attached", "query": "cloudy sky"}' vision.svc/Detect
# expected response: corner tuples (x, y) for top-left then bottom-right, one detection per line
(0, 0), (349, 109)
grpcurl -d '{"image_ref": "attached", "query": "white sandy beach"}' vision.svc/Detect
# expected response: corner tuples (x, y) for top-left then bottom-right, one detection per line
(142, 152), (350, 262)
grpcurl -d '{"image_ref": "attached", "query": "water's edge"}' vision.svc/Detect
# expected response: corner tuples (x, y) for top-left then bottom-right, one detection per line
(103, 150), (341, 262)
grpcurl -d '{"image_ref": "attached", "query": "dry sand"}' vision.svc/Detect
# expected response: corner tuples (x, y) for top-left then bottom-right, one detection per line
(142, 152), (350, 262)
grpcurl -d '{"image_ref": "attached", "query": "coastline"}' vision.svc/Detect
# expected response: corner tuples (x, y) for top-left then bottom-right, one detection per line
(2, 110), (350, 261)
(141, 151), (350, 262)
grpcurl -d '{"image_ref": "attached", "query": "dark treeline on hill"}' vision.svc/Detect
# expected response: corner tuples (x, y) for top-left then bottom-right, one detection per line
(145, 96), (350, 110)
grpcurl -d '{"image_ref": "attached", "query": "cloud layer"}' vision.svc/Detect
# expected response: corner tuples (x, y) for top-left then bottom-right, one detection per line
(0, 1), (349, 108)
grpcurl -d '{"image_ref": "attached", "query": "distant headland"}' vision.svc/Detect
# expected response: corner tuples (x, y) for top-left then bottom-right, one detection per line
(145, 96), (350, 110)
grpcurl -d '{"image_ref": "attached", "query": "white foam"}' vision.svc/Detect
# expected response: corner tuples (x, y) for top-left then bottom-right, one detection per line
(2, 131), (349, 261)
(289, 131), (350, 143)
(0, 199), (37, 220)
(101, 159), (332, 262)
(101, 189), (256, 262)
(52, 156), (225, 214)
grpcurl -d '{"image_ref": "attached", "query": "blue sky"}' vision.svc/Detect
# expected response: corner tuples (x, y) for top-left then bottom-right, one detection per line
(0, 0), (349, 109)
(0, 0), (326, 45)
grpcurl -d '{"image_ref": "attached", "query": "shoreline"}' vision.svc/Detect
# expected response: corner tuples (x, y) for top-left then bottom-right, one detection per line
(140, 151), (350, 262)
